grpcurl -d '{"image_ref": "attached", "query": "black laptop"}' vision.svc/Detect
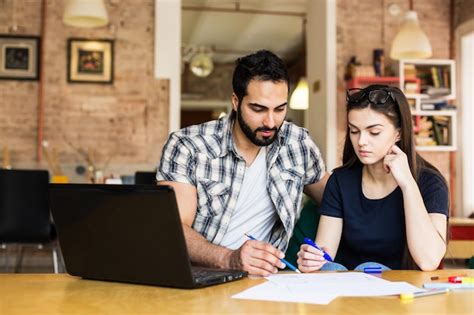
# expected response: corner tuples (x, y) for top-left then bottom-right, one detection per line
(48, 184), (247, 288)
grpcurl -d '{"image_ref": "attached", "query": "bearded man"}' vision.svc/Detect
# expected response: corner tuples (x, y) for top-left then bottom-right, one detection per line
(157, 50), (329, 276)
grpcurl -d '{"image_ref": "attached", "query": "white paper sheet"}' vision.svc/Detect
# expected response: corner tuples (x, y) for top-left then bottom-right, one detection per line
(232, 280), (337, 305)
(267, 272), (423, 297)
(232, 272), (424, 305)
(266, 272), (387, 286)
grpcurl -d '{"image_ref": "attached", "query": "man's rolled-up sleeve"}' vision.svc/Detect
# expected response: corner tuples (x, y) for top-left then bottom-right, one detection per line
(303, 137), (326, 185)
(156, 132), (196, 186)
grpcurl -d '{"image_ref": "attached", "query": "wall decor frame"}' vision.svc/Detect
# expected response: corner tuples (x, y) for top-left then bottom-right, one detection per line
(0, 35), (40, 80)
(67, 38), (114, 84)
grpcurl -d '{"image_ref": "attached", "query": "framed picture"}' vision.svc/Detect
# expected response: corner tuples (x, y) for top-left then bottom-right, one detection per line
(67, 38), (114, 84)
(0, 35), (40, 80)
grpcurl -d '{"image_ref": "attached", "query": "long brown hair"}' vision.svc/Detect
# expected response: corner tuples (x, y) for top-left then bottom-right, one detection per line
(340, 84), (448, 269)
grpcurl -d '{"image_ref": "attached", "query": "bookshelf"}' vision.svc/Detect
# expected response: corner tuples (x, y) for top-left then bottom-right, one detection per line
(400, 59), (457, 151)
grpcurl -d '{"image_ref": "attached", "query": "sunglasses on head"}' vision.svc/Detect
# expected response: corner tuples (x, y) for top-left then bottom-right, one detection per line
(346, 88), (396, 105)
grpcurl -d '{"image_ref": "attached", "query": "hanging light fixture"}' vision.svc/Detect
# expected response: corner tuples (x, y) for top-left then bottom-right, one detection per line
(63, 0), (109, 28)
(289, 77), (309, 110)
(390, 1), (432, 60)
(189, 51), (214, 78)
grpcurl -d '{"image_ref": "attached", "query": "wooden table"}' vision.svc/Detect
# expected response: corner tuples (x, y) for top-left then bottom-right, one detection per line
(0, 270), (472, 314)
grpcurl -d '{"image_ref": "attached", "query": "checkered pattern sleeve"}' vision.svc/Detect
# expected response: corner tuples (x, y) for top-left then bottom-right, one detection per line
(156, 132), (197, 186)
(302, 136), (326, 185)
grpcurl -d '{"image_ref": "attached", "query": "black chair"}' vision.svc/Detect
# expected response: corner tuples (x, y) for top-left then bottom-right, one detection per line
(0, 169), (59, 273)
(134, 171), (157, 185)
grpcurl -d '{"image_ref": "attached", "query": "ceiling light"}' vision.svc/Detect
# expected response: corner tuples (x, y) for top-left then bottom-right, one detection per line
(190, 52), (214, 78)
(63, 0), (109, 28)
(390, 11), (432, 60)
(289, 78), (309, 110)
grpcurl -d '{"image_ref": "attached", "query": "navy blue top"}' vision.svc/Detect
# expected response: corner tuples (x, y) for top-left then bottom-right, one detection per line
(320, 163), (448, 270)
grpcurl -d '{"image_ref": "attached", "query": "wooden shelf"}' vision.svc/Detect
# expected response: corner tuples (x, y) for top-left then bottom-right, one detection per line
(416, 145), (456, 152)
(412, 110), (456, 116)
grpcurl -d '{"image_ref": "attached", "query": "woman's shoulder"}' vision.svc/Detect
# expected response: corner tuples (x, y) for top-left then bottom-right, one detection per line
(329, 163), (362, 185)
(418, 167), (448, 190)
(332, 163), (362, 177)
(417, 167), (449, 215)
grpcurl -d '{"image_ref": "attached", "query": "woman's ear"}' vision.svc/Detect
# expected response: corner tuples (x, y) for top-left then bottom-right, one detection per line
(395, 130), (401, 143)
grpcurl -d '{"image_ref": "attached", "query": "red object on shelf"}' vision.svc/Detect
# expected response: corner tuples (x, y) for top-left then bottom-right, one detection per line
(346, 76), (420, 91)
(412, 115), (421, 133)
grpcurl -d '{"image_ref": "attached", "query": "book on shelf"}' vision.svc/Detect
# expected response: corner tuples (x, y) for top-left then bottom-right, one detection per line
(442, 127), (449, 145)
(434, 115), (450, 125)
(443, 69), (450, 89)
(431, 67), (440, 88)
(412, 115), (421, 132)
(421, 103), (436, 110)
(416, 136), (437, 146)
(404, 82), (418, 94)
(420, 98), (456, 111)
(428, 116), (442, 145)
(404, 64), (417, 78)
(407, 64), (451, 94)
(413, 116), (450, 146)
(424, 86), (451, 97)
(429, 116), (450, 145)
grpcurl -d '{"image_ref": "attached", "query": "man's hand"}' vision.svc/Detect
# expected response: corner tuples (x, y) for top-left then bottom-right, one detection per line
(227, 240), (286, 276)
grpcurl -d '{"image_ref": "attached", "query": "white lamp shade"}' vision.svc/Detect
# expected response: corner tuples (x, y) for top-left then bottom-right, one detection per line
(63, 0), (109, 28)
(289, 78), (309, 110)
(390, 11), (432, 60)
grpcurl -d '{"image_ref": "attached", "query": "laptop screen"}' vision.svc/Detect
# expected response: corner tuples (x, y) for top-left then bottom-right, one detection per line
(49, 184), (197, 287)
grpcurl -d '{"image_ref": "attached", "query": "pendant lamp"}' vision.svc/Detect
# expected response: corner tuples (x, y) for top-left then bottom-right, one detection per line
(189, 52), (214, 78)
(289, 77), (309, 110)
(63, 0), (109, 28)
(390, 9), (432, 60)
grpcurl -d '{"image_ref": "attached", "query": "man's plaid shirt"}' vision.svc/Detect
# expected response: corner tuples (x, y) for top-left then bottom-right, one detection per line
(156, 115), (325, 251)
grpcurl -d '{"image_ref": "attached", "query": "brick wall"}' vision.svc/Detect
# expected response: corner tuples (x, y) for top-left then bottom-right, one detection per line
(336, 0), (453, 184)
(454, 0), (474, 28)
(0, 0), (169, 180)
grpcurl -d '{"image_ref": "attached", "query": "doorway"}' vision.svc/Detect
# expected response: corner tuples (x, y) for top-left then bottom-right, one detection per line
(460, 30), (474, 217)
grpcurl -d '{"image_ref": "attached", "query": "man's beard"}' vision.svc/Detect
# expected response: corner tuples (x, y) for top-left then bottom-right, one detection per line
(237, 107), (280, 146)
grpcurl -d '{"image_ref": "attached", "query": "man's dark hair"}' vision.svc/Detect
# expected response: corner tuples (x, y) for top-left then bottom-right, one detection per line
(232, 50), (289, 106)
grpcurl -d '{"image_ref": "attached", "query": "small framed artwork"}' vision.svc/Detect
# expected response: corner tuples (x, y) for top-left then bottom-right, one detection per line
(0, 35), (40, 80)
(68, 38), (114, 84)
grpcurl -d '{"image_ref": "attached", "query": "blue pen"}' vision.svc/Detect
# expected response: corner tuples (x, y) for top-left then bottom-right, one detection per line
(244, 233), (301, 273)
(364, 266), (382, 274)
(303, 237), (333, 262)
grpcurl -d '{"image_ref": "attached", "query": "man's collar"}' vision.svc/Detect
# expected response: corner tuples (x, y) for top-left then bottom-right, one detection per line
(219, 114), (238, 158)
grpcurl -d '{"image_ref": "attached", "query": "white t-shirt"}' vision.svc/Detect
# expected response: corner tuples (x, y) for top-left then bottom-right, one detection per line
(219, 148), (277, 250)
